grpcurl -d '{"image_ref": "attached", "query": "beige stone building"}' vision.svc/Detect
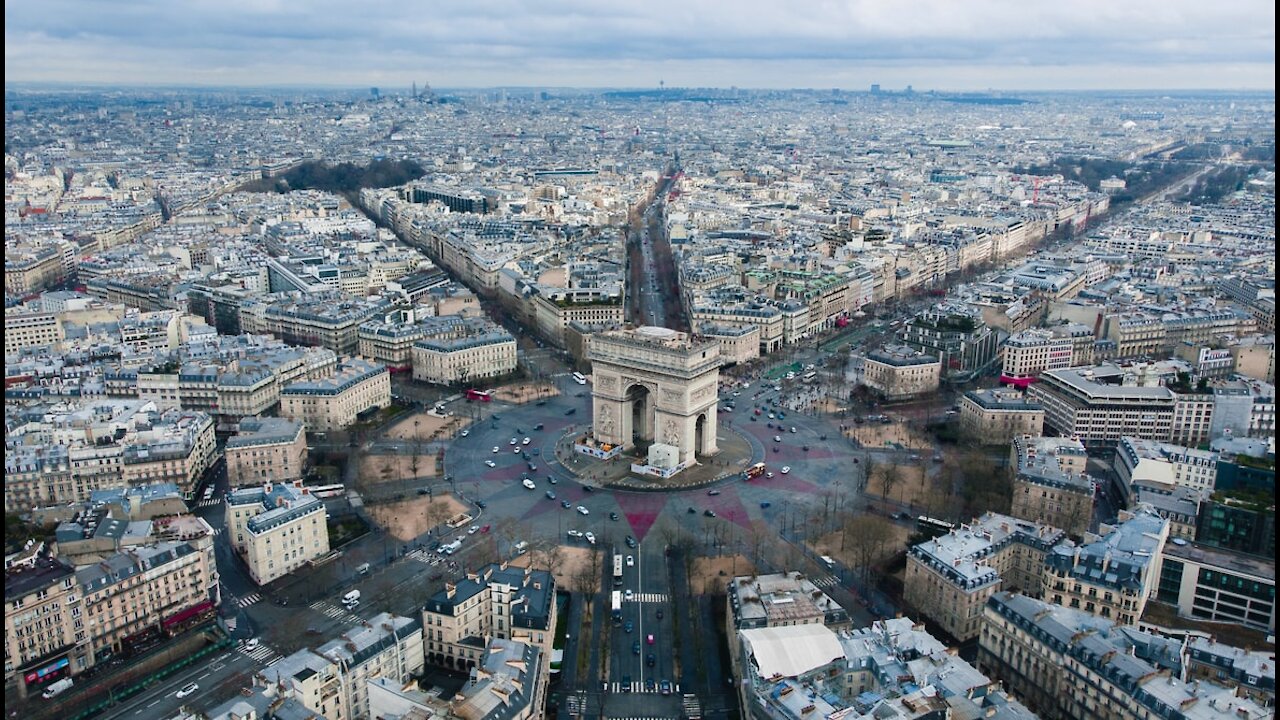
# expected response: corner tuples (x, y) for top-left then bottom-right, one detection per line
(861, 345), (941, 400)
(4, 525), (218, 698)
(904, 512), (1066, 642)
(1042, 509), (1168, 626)
(980, 591), (1271, 720)
(999, 324), (1095, 381)
(411, 329), (517, 385)
(281, 358), (390, 432)
(226, 417), (308, 487)
(700, 323), (761, 366)
(225, 480), (330, 586)
(531, 294), (625, 348)
(3, 309), (64, 355)
(1010, 435), (1094, 536)
(959, 388), (1045, 444)
(422, 564), (556, 713)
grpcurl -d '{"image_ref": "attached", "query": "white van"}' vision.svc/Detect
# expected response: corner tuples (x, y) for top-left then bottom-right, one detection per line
(355, 562), (370, 575)
(513, 541), (529, 555)
(342, 589), (361, 607)
(42, 678), (73, 699)
(819, 555), (836, 569)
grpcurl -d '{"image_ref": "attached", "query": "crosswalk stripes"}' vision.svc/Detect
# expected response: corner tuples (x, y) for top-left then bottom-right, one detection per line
(812, 575), (838, 588)
(239, 643), (278, 664)
(195, 498), (223, 508)
(309, 600), (361, 622)
(606, 681), (681, 694)
(682, 694), (702, 718)
(236, 593), (262, 608)
(627, 593), (668, 603)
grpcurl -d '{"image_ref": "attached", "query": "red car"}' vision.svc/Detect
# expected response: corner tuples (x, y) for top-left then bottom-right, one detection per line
(479, 524), (491, 533)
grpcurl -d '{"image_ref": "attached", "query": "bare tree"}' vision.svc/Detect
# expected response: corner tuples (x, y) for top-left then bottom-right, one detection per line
(410, 419), (422, 479)
(878, 463), (904, 503)
(845, 515), (894, 582)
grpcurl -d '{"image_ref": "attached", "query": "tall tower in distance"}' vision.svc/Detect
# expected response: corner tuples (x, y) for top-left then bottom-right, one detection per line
(370, 87), (380, 100)
(870, 84), (881, 95)
(412, 81), (417, 100)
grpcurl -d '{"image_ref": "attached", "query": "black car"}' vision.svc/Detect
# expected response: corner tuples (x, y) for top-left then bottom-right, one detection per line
(632, 642), (640, 655)
(646, 653), (656, 667)
(687, 507), (696, 514)
(622, 674), (633, 691)
(582, 485), (594, 492)
(625, 536), (637, 548)
(645, 677), (657, 692)
(564, 408), (577, 416)
(609, 512), (619, 521)
(655, 608), (663, 619)
(474, 500), (487, 509)
(534, 423), (544, 431)
(704, 509), (716, 517)
(547, 475), (557, 484)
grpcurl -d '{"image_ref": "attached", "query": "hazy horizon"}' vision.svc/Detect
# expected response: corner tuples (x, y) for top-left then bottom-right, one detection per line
(6, 1), (1275, 92)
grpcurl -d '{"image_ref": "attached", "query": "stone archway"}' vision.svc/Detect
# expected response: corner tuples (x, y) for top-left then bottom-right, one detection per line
(626, 383), (654, 445)
(589, 327), (721, 466)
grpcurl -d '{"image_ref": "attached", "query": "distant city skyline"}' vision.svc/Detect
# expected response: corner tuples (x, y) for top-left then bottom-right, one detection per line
(4, 0), (1275, 91)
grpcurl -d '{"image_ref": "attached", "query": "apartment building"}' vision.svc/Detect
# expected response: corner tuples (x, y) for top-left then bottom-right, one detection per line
(4, 309), (64, 355)
(1043, 509), (1169, 626)
(421, 564), (556, 712)
(861, 345), (941, 400)
(226, 418), (308, 487)
(1155, 541), (1275, 633)
(726, 571), (850, 630)
(4, 402), (217, 511)
(980, 591), (1271, 720)
(225, 481), (330, 586)
(530, 293), (625, 348)
(905, 512), (1066, 642)
(959, 388), (1045, 444)
(411, 330), (517, 385)
(700, 323), (760, 365)
(5, 524), (218, 697)
(1182, 635), (1276, 706)
(1114, 437), (1219, 506)
(735, 617), (1036, 720)
(899, 304), (1000, 382)
(1105, 313), (1168, 358)
(240, 291), (392, 355)
(357, 639), (543, 720)
(1010, 435), (1095, 536)
(299, 613), (425, 720)
(280, 358), (390, 432)
(1000, 323), (1095, 383)
(1029, 367), (1178, 447)
(689, 299), (785, 354)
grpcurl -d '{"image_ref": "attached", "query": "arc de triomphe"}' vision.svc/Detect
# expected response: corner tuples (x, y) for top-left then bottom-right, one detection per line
(588, 327), (720, 465)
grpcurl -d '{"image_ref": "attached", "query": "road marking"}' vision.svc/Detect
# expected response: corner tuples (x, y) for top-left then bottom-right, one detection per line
(197, 672), (210, 679)
(146, 699), (160, 707)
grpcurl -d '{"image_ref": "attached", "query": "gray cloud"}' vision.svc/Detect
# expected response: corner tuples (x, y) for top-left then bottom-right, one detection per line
(5, 0), (1274, 89)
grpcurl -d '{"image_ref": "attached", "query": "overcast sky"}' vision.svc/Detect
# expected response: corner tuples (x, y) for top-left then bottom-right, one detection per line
(5, 0), (1274, 91)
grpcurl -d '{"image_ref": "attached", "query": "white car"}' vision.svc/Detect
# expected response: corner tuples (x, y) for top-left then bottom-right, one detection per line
(781, 466), (791, 474)
(765, 472), (774, 478)
(510, 438), (518, 445)
(468, 525), (479, 534)
(522, 437), (531, 445)
(244, 638), (260, 651)
(514, 447), (521, 454)
(774, 436), (782, 442)
(626, 555), (634, 567)
(576, 505), (589, 515)
(492, 446), (500, 454)
(522, 479), (536, 490)
(567, 530), (585, 539)
(460, 430), (469, 437)
(584, 531), (596, 544)
(176, 682), (200, 699)
(624, 589), (634, 600)
(485, 460), (496, 468)
(790, 427), (797, 433)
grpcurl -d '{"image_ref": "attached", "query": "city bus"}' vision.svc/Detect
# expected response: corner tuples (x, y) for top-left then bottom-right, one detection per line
(611, 590), (623, 624)
(916, 515), (956, 540)
(613, 553), (624, 586)
(305, 484), (346, 499)
(801, 371), (817, 383)
(465, 388), (493, 402)
(572, 372), (587, 385)
(746, 462), (767, 479)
